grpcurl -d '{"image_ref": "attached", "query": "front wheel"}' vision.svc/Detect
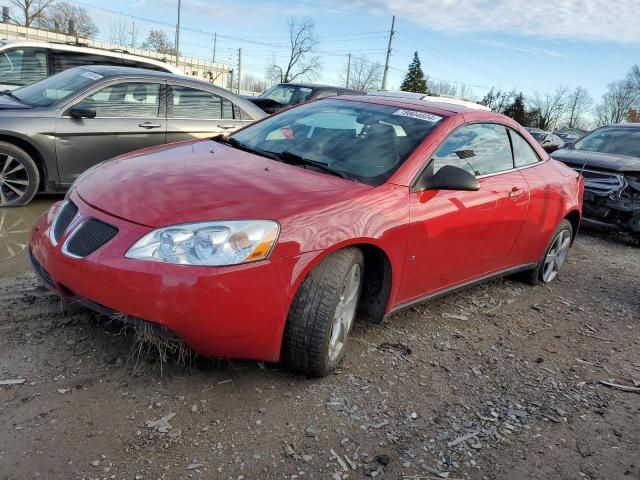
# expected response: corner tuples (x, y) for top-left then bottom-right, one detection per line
(0, 142), (40, 207)
(524, 219), (573, 285)
(282, 248), (364, 377)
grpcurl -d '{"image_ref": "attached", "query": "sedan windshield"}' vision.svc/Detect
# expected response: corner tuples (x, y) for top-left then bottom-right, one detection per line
(11, 68), (101, 107)
(575, 127), (640, 158)
(259, 84), (314, 107)
(230, 99), (444, 185)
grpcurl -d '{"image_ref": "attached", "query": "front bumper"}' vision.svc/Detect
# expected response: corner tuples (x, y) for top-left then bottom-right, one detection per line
(29, 192), (314, 362)
(576, 169), (640, 236)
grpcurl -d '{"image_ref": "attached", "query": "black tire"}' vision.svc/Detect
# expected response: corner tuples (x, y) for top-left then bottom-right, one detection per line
(282, 247), (364, 377)
(522, 219), (573, 285)
(0, 141), (39, 207)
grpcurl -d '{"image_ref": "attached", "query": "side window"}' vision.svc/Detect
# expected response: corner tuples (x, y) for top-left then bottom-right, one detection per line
(53, 51), (122, 73)
(313, 89), (337, 100)
(0, 47), (48, 86)
(170, 85), (234, 119)
(509, 129), (541, 167)
(433, 123), (513, 176)
(81, 82), (160, 117)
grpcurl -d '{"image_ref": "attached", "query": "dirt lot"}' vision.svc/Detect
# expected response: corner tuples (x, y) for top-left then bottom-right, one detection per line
(1, 232), (638, 480)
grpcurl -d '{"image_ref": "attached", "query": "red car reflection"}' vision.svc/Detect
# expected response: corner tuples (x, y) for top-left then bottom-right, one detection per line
(29, 97), (583, 376)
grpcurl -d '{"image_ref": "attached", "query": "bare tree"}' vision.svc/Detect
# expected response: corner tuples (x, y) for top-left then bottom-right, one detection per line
(6, 0), (55, 27)
(39, 1), (97, 37)
(427, 77), (457, 96)
(528, 86), (570, 130)
(272, 18), (320, 83)
(481, 88), (515, 113)
(241, 74), (267, 94)
(457, 84), (476, 101)
(595, 79), (637, 126)
(109, 19), (139, 48)
(563, 87), (592, 129)
(339, 55), (382, 92)
(141, 30), (177, 56)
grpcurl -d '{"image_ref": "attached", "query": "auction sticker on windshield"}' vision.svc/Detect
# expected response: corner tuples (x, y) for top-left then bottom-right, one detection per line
(393, 109), (442, 122)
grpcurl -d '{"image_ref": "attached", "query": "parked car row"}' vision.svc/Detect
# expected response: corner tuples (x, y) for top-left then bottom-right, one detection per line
(525, 127), (565, 153)
(5, 41), (635, 376)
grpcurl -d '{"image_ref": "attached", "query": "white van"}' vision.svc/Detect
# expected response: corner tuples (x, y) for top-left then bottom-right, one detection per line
(0, 40), (183, 90)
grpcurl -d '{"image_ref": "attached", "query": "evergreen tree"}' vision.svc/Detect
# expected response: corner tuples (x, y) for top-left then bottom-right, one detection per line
(400, 52), (427, 93)
(503, 92), (527, 124)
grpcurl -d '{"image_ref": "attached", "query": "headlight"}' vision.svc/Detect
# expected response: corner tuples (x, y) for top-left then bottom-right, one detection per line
(125, 220), (280, 266)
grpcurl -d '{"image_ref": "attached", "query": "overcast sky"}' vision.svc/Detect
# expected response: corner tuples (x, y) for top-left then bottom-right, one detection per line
(76, 0), (639, 100)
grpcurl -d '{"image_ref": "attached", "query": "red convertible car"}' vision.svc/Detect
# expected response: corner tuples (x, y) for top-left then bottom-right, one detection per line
(29, 96), (583, 376)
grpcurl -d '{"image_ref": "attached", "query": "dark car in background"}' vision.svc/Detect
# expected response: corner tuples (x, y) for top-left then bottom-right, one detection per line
(525, 128), (564, 153)
(0, 65), (265, 207)
(247, 83), (362, 114)
(554, 128), (587, 143)
(552, 123), (640, 238)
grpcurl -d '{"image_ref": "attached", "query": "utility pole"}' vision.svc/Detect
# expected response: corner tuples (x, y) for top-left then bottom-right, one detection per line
(381, 15), (395, 91)
(237, 48), (242, 94)
(345, 52), (352, 88)
(175, 0), (181, 66)
(212, 33), (217, 63)
(131, 21), (135, 48)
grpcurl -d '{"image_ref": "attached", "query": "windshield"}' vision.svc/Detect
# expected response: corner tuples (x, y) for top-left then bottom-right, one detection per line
(259, 84), (314, 106)
(230, 99), (444, 185)
(11, 68), (101, 107)
(575, 127), (640, 158)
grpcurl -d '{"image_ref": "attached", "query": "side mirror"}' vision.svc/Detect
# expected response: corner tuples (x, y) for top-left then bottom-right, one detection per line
(68, 104), (96, 119)
(412, 165), (480, 193)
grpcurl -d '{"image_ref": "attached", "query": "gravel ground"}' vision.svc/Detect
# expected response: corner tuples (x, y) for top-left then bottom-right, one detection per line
(1, 232), (639, 480)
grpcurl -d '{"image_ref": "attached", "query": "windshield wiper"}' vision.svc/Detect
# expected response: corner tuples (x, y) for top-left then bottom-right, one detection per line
(275, 151), (351, 180)
(215, 136), (280, 160)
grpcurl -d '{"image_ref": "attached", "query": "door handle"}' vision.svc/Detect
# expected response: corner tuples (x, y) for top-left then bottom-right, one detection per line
(509, 187), (525, 199)
(138, 122), (162, 129)
(217, 124), (236, 130)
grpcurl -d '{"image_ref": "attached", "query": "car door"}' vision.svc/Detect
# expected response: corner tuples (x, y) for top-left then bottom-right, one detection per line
(55, 80), (167, 184)
(166, 84), (244, 143)
(396, 122), (530, 304)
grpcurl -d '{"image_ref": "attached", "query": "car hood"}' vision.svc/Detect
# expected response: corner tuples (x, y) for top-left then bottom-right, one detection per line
(551, 148), (640, 173)
(77, 139), (371, 228)
(0, 95), (31, 109)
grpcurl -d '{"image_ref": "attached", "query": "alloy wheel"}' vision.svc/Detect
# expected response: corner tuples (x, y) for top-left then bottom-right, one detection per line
(0, 154), (30, 206)
(327, 263), (362, 362)
(542, 229), (571, 283)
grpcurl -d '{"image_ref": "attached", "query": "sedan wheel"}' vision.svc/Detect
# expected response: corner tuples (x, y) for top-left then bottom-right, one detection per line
(283, 247), (364, 376)
(522, 219), (574, 285)
(328, 263), (361, 362)
(0, 142), (39, 207)
(542, 228), (572, 283)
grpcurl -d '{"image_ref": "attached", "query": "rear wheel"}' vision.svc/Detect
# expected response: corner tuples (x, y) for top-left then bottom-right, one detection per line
(282, 248), (364, 377)
(0, 142), (39, 207)
(524, 219), (573, 285)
